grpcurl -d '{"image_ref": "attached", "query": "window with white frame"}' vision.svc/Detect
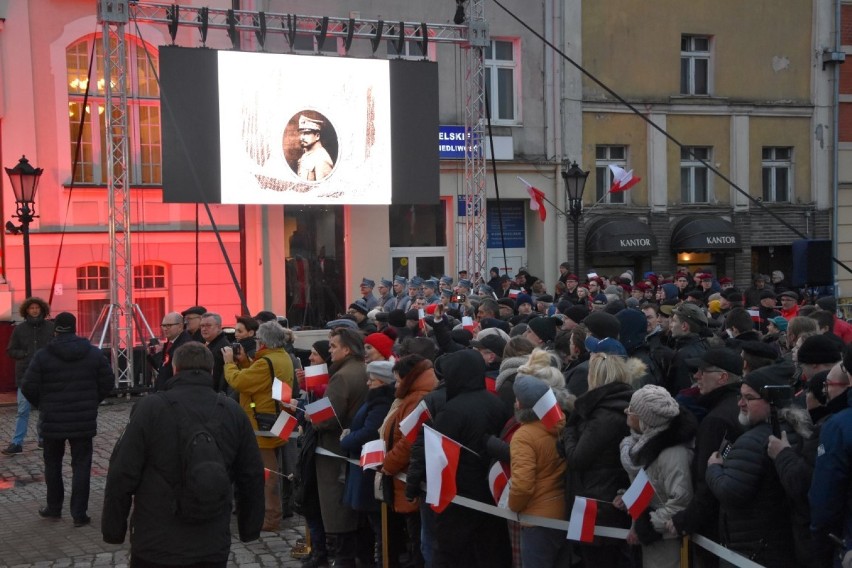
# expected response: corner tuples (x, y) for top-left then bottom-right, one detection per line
(66, 36), (161, 185)
(680, 147), (712, 203)
(595, 145), (629, 204)
(761, 147), (792, 203)
(680, 35), (711, 95)
(484, 39), (519, 124)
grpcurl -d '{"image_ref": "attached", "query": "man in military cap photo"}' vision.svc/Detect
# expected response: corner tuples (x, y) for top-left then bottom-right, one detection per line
(297, 115), (334, 181)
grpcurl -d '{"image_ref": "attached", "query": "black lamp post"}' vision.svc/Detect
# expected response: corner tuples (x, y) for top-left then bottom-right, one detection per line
(5, 156), (43, 299)
(561, 161), (589, 278)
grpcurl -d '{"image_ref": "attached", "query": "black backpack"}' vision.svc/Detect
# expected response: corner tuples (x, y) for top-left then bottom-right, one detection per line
(159, 392), (231, 523)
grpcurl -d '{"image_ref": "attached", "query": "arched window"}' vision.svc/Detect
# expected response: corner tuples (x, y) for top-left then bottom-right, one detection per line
(66, 35), (161, 185)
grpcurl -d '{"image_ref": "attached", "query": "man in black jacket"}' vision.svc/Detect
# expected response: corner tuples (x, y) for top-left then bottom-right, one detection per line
(152, 311), (192, 391)
(21, 312), (113, 526)
(102, 342), (265, 567)
(666, 303), (709, 395)
(200, 312), (231, 393)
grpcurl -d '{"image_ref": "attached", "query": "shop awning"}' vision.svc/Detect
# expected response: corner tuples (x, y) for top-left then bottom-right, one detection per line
(671, 216), (741, 252)
(585, 217), (657, 256)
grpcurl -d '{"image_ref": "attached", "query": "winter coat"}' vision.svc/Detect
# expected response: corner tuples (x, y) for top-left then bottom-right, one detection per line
(102, 369), (265, 565)
(671, 382), (742, 537)
(666, 334), (708, 396)
(224, 346), (293, 450)
(340, 384), (394, 512)
(7, 315), (54, 387)
(21, 333), (114, 439)
(381, 360), (438, 513)
(432, 350), (511, 503)
(706, 420), (799, 566)
(206, 332), (232, 393)
(314, 355), (368, 533)
(154, 330), (192, 391)
(508, 417), (565, 521)
(558, 381), (634, 530)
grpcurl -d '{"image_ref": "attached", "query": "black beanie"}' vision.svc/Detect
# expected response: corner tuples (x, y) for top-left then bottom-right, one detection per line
(584, 311), (621, 339)
(388, 309), (407, 328)
(527, 316), (561, 342)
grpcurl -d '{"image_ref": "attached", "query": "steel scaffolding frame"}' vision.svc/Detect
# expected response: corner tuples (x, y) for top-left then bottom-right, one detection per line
(97, 0), (487, 384)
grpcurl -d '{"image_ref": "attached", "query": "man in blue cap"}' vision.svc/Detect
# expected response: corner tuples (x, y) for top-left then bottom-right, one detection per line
(359, 278), (378, 310)
(376, 278), (394, 311)
(422, 279), (441, 305)
(384, 276), (407, 312)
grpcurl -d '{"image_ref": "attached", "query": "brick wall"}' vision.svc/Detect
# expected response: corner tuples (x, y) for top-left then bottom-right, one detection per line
(843, 4), (852, 45)
(841, 103), (852, 143)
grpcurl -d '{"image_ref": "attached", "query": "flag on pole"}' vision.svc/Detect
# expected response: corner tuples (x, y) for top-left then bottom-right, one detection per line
(304, 364), (330, 389)
(567, 497), (598, 542)
(305, 397), (337, 424)
(532, 388), (565, 429)
(747, 309), (761, 323)
(608, 165), (641, 193)
(424, 425), (461, 513)
(270, 411), (298, 440)
(508, 289), (522, 299)
(488, 462), (510, 507)
(360, 439), (386, 469)
(623, 468), (656, 519)
(272, 378), (292, 404)
(400, 400), (432, 444)
(519, 177), (547, 222)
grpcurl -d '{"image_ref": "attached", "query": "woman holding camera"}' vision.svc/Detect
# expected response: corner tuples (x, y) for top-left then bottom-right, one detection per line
(223, 320), (295, 532)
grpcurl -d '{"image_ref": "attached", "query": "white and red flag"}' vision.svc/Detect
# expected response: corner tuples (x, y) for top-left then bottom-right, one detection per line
(608, 165), (641, 193)
(304, 364), (330, 389)
(567, 497), (598, 542)
(270, 412), (298, 441)
(532, 388), (565, 429)
(400, 400), (432, 444)
(488, 462), (510, 507)
(508, 289), (522, 299)
(272, 378), (292, 404)
(305, 397), (337, 424)
(519, 177), (547, 222)
(461, 316), (476, 333)
(424, 425), (461, 513)
(748, 309), (761, 323)
(623, 468), (656, 519)
(360, 439), (386, 469)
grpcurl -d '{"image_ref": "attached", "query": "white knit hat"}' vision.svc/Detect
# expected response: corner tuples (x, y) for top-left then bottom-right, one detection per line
(629, 385), (680, 429)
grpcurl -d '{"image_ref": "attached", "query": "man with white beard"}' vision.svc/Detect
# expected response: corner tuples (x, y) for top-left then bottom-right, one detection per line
(705, 363), (810, 566)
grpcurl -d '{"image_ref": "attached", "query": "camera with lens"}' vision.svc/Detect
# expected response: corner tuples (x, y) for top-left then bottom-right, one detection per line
(453, 294), (466, 303)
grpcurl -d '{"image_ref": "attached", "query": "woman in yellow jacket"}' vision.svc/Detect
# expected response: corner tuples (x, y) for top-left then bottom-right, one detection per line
(508, 375), (570, 567)
(223, 320), (294, 532)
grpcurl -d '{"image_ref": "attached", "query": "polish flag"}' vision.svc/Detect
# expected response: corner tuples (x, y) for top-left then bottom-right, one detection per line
(519, 177), (547, 222)
(305, 397), (337, 424)
(608, 165), (641, 193)
(419, 308), (427, 332)
(305, 364), (330, 389)
(360, 439), (386, 469)
(461, 316), (476, 333)
(748, 309), (761, 323)
(567, 497), (598, 542)
(272, 378), (292, 404)
(400, 400), (431, 444)
(508, 289), (522, 299)
(623, 468), (656, 519)
(270, 411), (298, 440)
(488, 462), (510, 507)
(424, 425), (461, 513)
(532, 388), (565, 429)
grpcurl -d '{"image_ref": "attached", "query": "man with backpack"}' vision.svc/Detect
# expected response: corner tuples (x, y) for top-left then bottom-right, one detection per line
(102, 342), (265, 567)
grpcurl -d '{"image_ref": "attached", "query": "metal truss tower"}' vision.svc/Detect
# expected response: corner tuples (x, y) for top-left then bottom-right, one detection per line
(99, 1), (487, 381)
(98, 0), (135, 390)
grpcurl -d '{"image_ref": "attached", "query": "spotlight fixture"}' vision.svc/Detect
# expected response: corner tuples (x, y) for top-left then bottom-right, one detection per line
(370, 20), (384, 54)
(198, 7), (209, 46)
(343, 17), (355, 53)
(166, 4), (179, 44)
(254, 12), (266, 49)
(454, 0), (466, 25)
(316, 17), (329, 52)
(5, 221), (19, 236)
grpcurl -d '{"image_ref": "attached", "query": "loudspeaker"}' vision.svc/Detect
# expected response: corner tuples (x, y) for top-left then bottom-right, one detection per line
(791, 239), (833, 287)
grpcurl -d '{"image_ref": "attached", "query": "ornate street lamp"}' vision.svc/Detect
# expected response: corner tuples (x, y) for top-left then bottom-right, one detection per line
(5, 156), (43, 298)
(561, 161), (589, 279)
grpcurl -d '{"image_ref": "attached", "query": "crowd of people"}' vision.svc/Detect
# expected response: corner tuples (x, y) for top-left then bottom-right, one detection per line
(6, 261), (852, 568)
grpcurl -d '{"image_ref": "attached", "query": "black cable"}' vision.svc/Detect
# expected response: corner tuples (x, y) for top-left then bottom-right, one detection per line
(490, 0), (852, 277)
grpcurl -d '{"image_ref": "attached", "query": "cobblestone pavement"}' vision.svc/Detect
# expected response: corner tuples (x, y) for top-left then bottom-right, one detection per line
(0, 395), (308, 567)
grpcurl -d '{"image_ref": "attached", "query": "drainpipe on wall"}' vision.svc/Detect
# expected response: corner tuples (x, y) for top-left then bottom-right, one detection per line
(832, 0), (841, 295)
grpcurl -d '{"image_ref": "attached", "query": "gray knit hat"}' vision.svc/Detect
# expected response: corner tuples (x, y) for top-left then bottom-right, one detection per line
(513, 374), (549, 409)
(366, 361), (395, 384)
(629, 385), (680, 429)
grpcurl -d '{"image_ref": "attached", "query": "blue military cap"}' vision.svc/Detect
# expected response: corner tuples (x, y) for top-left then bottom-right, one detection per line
(423, 280), (438, 290)
(410, 276), (424, 287)
(380, 277), (393, 287)
(458, 279), (473, 290)
(441, 289), (453, 298)
(361, 278), (375, 288)
(478, 284), (493, 295)
(394, 275), (408, 286)
(440, 275), (453, 285)
(326, 318), (359, 330)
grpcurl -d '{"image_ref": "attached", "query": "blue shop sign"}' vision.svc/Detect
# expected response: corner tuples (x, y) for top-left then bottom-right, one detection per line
(439, 125), (482, 160)
(487, 200), (525, 249)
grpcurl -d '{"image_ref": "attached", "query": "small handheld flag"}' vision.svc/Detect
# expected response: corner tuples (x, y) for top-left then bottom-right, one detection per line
(400, 400), (432, 444)
(360, 439), (386, 469)
(623, 468), (655, 519)
(304, 364), (330, 389)
(424, 426), (461, 513)
(531, 388), (565, 429)
(270, 412), (297, 440)
(272, 378), (292, 404)
(488, 462), (510, 507)
(567, 497), (598, 542)
(305, 397), (337, 424)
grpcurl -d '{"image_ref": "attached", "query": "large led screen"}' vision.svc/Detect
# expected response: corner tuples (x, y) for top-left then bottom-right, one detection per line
(160, 46), (439, 206)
